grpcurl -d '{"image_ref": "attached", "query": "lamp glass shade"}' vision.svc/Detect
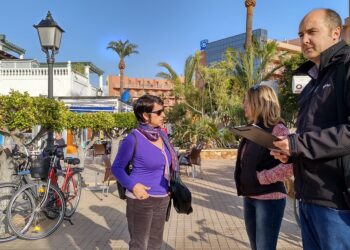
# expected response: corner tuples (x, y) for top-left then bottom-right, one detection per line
(36, 26), (62, 50)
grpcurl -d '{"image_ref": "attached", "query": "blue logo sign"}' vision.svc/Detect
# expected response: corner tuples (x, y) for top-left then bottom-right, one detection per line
(200, 39), (208, 50)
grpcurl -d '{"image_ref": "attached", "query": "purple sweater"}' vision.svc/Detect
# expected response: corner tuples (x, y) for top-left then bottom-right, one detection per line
(111, 130), (171, 196)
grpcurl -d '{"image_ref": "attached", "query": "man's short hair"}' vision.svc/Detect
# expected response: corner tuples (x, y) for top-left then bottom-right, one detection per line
(301, 8), (342, 31)
(324, 8), (342, 30)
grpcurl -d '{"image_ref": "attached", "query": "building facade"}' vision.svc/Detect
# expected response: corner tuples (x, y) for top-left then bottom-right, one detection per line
(0, 34), (25, 59)
(342, 17), (350, 43)
(0, 35), (110, 147)
(203, 29), (268, 67)
(0, 35), (104, 97)
(107, 75), (175, 107)
(0, 60), (104, 97)
(199, 29), (301, 91)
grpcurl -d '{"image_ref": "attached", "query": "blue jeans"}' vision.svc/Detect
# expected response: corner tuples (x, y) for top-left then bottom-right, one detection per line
(299, 202), (350, 250)
(243, 197), (286, 250)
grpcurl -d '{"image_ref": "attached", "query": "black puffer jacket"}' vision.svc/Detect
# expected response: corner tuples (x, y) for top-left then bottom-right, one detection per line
(235, 123), (286, 196)
(289, 40), (350, 210)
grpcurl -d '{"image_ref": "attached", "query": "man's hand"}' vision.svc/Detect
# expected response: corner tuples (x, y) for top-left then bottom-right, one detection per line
(270, 136), (291, 163)
(270, 150), (290, 163)
(132, 183), (151, 200)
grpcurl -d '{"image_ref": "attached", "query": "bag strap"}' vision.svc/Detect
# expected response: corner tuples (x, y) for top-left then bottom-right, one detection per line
(126, 132), (137, 174)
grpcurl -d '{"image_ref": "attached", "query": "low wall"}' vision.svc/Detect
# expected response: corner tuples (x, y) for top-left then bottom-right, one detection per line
(200, 149), (237, 160)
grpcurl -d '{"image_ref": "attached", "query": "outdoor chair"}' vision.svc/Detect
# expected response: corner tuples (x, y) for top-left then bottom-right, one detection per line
(178, 142), (204, 179)
(101, 155), (116, 196)
(85, 155), (115, 198)
(92, 144), (106, 159)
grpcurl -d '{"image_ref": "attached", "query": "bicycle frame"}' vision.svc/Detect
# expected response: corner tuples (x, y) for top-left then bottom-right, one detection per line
(47, 157), (78, 206)
(37, 155), (63, 210)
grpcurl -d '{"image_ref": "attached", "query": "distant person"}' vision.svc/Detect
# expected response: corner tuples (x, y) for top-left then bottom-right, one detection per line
(234, 85), (293, 250)
(112, 94), (178, 250)
(54, 132), (65, 170)
(271, 8), (350, 249)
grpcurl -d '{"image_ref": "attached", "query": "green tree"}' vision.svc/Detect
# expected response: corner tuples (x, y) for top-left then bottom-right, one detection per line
(279, 53), (307, 127)
(0, 91), (69, 182)
(107, 40), (139, 97)
(65, 111), (137, 165)
(71, 63), (85, 75)
(157, 53), (201, 114)
(233, 40), (285, 91)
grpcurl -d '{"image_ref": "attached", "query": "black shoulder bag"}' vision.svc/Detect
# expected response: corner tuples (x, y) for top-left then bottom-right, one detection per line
(335, 60), (350, 208)
(170, 170), (193, 215)
(117, 132), (137, 200)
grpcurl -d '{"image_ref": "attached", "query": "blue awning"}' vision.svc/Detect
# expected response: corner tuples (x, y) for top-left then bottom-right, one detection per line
(69, 106), (115, 113)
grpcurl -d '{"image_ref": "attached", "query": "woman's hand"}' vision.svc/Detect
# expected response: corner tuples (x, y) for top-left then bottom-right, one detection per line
(132, 183), (151, 200)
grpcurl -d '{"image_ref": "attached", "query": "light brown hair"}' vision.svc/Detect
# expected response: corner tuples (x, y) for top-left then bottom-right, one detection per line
(245, 85), (283, 127)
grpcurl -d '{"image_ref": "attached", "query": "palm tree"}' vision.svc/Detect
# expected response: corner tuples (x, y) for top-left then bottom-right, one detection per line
(107, 40), (139, 97)
(244, 0), (256, 49)
(157, 53), (201, 113)
(234, 40), (286, 91)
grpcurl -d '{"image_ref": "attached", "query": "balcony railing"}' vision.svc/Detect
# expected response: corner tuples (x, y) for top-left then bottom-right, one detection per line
(0, 67), (69, 76)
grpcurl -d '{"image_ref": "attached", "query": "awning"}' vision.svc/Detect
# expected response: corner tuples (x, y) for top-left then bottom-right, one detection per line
(69, 106), (115, 113)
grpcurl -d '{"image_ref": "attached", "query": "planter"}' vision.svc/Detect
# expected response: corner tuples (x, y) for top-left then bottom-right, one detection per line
(200, 149), (237, 160)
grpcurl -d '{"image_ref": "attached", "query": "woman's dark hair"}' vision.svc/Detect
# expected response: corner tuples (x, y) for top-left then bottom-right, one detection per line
(133, 94), (164, 122)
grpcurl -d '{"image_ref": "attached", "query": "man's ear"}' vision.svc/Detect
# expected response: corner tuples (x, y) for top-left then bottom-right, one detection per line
(332, 26), (341, 40)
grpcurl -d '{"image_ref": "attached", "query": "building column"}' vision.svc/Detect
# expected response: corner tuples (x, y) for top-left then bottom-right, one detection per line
(99, 75), (103, 92)
(67, 61), (72, 75)
(84, 65), (90, 82)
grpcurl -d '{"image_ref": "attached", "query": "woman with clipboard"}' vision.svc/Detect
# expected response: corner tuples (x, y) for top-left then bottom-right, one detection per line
(234, 85), (293, 250)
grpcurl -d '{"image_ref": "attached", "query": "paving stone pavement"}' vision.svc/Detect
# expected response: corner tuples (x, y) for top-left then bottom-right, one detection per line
(1, 158), (302, 249)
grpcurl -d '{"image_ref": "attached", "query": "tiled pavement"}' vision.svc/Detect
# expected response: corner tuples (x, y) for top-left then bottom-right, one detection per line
(1, 158), (302, 249)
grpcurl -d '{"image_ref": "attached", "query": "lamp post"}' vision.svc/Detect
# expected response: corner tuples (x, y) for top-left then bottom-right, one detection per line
(34, 11), (64, 149)
(96, 87), (103, 97)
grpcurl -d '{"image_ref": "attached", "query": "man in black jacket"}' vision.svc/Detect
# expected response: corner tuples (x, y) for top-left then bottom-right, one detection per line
(272, 9), (350, 250)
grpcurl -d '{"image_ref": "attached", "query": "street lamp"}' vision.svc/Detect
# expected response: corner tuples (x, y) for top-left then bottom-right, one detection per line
(96, 87), (103, 97)
(34, 11), (64, 149)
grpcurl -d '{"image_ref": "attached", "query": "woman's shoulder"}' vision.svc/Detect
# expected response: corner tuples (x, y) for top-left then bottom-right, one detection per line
(123, 129), (138, 145)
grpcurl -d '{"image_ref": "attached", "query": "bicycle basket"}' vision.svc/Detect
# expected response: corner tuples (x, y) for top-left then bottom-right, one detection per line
(30, 157), (52, 178)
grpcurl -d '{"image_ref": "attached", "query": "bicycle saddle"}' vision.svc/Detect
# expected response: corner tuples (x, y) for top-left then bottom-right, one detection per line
(64, 157), (80, 165)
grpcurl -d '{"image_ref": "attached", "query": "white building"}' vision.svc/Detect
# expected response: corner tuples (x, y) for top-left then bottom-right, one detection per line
(0, 33), (104, 97)
(0, 59), (103, 97)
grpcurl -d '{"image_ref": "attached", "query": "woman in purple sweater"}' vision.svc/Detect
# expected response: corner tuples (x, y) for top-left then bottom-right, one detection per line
(112, 94), (178, 250)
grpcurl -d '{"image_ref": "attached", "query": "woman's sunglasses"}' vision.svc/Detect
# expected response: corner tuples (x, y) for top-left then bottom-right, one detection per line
(148, 109), (164, 116)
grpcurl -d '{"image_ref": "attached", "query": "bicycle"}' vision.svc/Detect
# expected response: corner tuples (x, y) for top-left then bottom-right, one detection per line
(6, 144), (83, 240)
(0, 145), (36, 242)
(57, 156), (82, 218)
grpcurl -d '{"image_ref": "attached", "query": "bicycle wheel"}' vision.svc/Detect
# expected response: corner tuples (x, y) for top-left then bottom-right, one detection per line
(64, 172), (82, 217)
(0, 183), (18, 242)
(7, 182), (66, 240)
(294, 198), (301, 228)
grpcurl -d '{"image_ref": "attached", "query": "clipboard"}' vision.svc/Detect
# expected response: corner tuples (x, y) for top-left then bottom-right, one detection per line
(230, 124), (281, 150)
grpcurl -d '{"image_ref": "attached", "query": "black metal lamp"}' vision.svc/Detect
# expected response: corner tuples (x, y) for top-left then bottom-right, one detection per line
(34, 11), (64, 149)
(34, 11), (64, 54)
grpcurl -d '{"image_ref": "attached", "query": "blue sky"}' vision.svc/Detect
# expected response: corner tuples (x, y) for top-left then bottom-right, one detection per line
(1, 0), (348, 85)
